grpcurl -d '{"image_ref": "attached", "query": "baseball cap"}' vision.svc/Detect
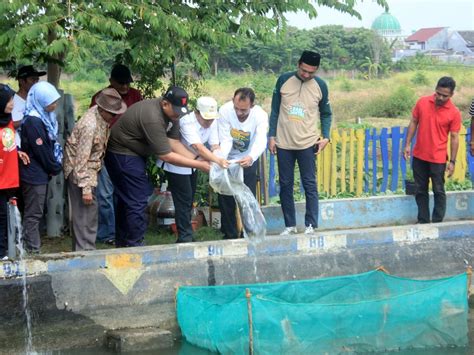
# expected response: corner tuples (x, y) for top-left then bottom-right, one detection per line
(17, 65), (46, 79)
(163, 86), (189, 116)
(196, 96), (219, 120)
(110, 64), (133, 84)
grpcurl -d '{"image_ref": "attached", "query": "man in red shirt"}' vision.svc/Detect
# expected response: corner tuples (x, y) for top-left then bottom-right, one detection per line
(90, 64), (143, 244)
(403, 77), (461, 223)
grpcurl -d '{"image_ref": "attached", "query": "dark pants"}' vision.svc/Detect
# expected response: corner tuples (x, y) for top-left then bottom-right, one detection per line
(0, 189), (15, 257)
(96, 166), (115, 242)
(166, 171), (198, 243)
(277, 146), (318, 228)
(218, 161), (258, 239)
(22, 183), (47, 252)
(413, 156), (447, 223)
(67, 177), (98, 251)
(105, 152), (153, 247)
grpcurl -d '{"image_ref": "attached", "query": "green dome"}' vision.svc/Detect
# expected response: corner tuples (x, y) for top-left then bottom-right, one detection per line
(371, 11), (401, 33)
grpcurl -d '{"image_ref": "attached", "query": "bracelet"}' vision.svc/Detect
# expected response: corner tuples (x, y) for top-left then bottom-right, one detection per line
(449, 160), (456, 164)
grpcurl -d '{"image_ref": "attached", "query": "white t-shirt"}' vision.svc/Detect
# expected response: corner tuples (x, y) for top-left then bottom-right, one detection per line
(218, 101), (268, 163)
(158, 111), (219, 175)
(12, 94), (26, 147)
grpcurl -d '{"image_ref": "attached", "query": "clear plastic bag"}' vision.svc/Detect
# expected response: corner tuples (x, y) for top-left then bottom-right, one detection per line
(209, 162), (266, 239)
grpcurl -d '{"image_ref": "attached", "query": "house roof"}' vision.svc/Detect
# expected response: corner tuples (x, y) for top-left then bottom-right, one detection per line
(405, 27), (445, 43)
(457, 31), (474, 47)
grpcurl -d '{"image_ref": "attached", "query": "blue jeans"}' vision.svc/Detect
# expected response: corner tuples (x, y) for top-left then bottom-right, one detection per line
(277, 146), (318, 228)
(96, 167), (115, 242)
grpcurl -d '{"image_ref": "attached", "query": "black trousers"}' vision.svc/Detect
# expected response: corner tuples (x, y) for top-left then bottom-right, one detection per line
(412, 157), (447, 223)
(0, 189), (15, 257)
(166, 170), (198, 243)
(218, 161), (258, 239)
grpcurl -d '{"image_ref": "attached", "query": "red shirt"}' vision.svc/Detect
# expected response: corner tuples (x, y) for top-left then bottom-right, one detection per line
(90, 86), (143, 126)
(412, 94), (461, 164)
(0, 120), (19, 189)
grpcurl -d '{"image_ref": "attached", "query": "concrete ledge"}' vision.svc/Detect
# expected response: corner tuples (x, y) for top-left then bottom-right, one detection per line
(263, 191), (473, 234)
(105, 328), (173, 352)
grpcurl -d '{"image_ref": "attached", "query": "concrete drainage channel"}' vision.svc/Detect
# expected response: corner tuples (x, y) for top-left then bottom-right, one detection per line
(0, 192), (473, 353)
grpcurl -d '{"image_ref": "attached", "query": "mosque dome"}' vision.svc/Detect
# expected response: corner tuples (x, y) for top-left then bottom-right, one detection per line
(371, 11), (401, 35)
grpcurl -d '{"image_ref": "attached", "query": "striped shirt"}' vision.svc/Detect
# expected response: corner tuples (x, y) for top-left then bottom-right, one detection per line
(469, 99), (474, 117)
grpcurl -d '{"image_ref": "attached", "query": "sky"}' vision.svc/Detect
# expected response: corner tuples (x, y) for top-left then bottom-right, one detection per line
(286, 0), (474, 34)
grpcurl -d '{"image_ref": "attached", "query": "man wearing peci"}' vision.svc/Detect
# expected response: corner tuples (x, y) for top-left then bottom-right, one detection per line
(268, 50), (332, 235)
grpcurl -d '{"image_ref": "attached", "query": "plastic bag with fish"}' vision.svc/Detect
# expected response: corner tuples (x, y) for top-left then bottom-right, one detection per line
(209, 162), (266, 239)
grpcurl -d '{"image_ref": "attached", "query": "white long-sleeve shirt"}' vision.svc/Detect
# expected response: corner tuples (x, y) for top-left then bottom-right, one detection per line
(218, 101), (268, 164)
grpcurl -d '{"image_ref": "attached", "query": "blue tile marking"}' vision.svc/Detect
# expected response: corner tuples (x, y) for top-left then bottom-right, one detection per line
(438, 225), (473, 239)
(346, 232), (394, 248)
(47, 257), (105, 273)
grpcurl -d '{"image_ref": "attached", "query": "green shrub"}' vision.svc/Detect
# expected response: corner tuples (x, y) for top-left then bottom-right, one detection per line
(410, 71), (429, 85)
(363, 86), (416, 118)
(339, 78), (354, 92)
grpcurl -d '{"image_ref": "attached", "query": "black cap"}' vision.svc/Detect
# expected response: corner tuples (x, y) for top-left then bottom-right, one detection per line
(163, 86), (190, 117)
(111, 64), (133, 84)
(17, 65), (46, 79)
(299, 50), (321, 67)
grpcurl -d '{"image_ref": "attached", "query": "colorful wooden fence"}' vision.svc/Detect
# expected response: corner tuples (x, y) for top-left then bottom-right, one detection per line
(267, 126), (472, 200)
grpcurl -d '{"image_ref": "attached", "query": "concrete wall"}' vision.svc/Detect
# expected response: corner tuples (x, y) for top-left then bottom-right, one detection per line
(1, 191), (473, 352)
(263, 191), (473, 234)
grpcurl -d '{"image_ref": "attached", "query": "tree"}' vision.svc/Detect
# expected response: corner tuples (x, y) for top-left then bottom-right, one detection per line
(0, 1), (388, 91)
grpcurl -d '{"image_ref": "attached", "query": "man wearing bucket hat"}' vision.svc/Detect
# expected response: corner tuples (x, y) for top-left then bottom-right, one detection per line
(90, 64), (143, 246)
(64, 88), (127, 251)
(105, 86), (210, 248)
(158, 96), (229, 243)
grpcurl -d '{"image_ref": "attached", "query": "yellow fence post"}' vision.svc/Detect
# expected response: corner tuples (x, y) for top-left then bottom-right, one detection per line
(448, 125), (467, 181)
(340, 130), (348, 193)
(330, 129), (340, 196)
(355, 129), (365, 196)
(349, 129), (355, 193)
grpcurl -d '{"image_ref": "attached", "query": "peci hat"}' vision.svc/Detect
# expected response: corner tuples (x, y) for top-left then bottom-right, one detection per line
(17, 65), (46, 79)
(196, 96), (219, 120)
(163, 86), (190, 117)
(110, 64), (133, 84)
(95, 88), (127, 115)
(299, 50), (321, 67)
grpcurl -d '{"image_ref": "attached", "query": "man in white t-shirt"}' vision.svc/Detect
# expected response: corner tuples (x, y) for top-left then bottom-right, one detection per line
(218, 87), (268, 239)
(159, 97), (228, 243)
(12, 65), (46, 147)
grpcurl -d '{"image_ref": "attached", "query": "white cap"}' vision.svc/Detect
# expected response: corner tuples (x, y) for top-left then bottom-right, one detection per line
(196, 96), (219, 120)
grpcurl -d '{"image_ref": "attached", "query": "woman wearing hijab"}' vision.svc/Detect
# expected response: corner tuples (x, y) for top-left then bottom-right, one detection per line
(20, 81), (62, 253)
(0, 84), (29, 260)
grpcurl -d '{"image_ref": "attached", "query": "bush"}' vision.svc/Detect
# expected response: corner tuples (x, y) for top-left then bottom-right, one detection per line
(362, 86), (416, 118)
(410, 71), (429, 85)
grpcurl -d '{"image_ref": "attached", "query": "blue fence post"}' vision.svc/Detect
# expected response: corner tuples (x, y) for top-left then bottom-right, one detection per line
(400, 127), (408, 187)
(380, 128), (389, 192)
(268, 151), (277, 198)
(391, 126), (402, 191)
(371, 128), (378, 195)
(364, 128), (370, 193)
(467, 127), (474, 183)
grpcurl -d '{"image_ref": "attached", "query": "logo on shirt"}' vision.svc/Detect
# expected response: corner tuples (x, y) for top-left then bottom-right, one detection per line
(1, 127), (16, 152)
(230, 128), (250, 153)
(36, 138), (43, 146)
(288, 102), (305, 122)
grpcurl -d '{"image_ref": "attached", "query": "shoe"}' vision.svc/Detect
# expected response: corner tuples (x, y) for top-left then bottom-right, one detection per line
(304, 224), (315, 235)
(1, 256), (8, 261)
(280, 226), (297, 236)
